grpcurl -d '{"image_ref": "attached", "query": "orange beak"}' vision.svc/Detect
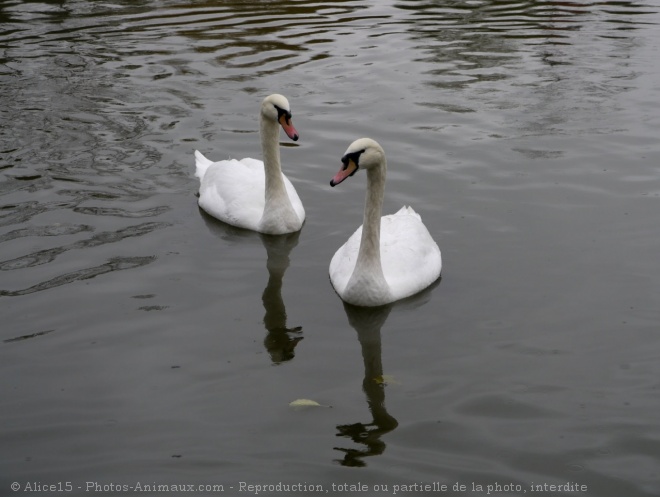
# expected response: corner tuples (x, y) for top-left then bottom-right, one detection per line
(279, 113), (299, 141)
(330, 158), (358, 187)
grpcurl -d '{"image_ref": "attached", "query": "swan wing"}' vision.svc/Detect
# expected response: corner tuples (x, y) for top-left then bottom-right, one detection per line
(380, 207), (442, 301)
(282, 174), (306, 224)
(196, 152), (266, 231)
(329, 225), (362, 295)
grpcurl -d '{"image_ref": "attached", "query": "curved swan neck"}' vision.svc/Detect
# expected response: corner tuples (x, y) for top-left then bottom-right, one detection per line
(343, 158), (390, 305)
(353, 159), (388, 285)
(260, 116), (288, 203)
(360, 164), (386, 265)
(258, 113), (298, 233)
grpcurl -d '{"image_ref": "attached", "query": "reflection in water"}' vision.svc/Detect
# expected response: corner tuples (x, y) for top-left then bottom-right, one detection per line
(334, 303), (398, 467)
(333, 280), (440, 467)
(200, 212), (303, 364)
(260, 232), (304, 364)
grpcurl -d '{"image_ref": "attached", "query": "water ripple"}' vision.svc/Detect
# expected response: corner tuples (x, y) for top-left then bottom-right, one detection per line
(0, 222), (169, 271)
(0, 224), (93, 243)
(0, 256), (157, 298)
(72, 206), (171, 218)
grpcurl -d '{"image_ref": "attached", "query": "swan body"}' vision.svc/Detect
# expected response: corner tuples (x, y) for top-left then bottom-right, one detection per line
(195, 94), (305, 235)
(329, 138), (442, 307)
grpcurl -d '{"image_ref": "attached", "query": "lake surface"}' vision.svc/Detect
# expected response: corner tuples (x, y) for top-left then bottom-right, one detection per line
(1, 0), (660, 495)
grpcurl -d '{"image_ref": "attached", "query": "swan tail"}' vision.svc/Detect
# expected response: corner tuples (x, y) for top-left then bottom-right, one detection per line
(194, 150), (214, 180)
(395, 205), (421, 220)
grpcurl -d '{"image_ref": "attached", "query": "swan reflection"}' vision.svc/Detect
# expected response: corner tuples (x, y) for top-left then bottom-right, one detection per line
(200, 212), (303, 364)
(260, 231), (303, 363)
(333, 279), (441, 467)
(334, 302), (398, 467)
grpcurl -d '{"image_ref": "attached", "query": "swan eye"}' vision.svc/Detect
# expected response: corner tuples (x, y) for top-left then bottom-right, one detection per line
(340, 155), (349, 168)
(342, 149), (365, 173)
(274, 105), (292, 125)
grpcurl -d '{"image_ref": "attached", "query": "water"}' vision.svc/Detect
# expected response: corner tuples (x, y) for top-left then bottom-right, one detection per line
(1, 0), (660, 495)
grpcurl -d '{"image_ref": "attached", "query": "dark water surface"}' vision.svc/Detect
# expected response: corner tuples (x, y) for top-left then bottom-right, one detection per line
(1, 1), (660, 495)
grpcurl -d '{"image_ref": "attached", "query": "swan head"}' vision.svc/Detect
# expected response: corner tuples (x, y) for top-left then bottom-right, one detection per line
(261, 94), (299, 141)
(330, 138), (385, 187)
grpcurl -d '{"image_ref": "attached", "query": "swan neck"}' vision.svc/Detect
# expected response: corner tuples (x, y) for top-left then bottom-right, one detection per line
(341, 156), (392, 306)
(357, 161), (387, 272)
(260, 116), (286, 199)
(257, 114), (300, 234)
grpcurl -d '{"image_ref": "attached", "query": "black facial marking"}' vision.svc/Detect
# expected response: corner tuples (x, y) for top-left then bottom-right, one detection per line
(340, 149), (365, 175)
(274, 104), (292, 125)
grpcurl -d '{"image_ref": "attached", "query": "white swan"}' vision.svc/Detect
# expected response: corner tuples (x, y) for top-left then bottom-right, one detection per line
(194, 94), (305, 235)
(329, 138), (442, 307)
